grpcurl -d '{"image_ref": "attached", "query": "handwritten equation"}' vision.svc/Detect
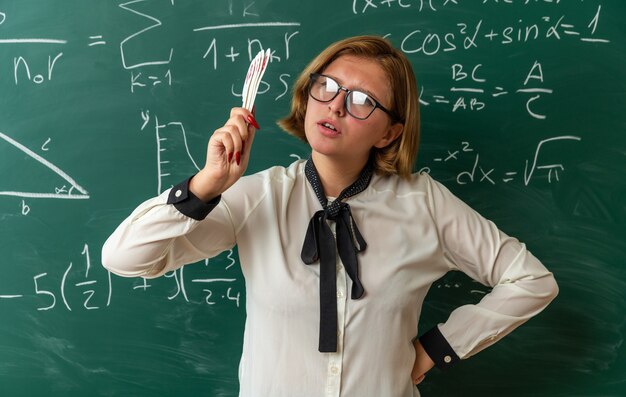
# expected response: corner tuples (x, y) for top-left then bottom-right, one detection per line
(0, 244), (242, 311)
(421, 60), (554, 119)
(372, 3), (610, 50)
(420, 135), (582, 185)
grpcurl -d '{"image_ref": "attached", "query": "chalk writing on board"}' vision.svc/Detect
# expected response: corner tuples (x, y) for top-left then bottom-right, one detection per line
(195, 1), (299, 70)
(0, 38), (66, 44)
(231, 72), (293, 102)
(0, 132), (89, 200)
(132, 251), (241, 308)
(522, 135), (582, 185)
(41, 138), (52, 151)
(140, 112), (201, 194)
(394, 5), (609, 56)
(88, 35), (106, 47)
(352, 0), (450, 14)
(0, 11), (67, 44)
(421, 135), (582, 186)
(119, 0), (174, 92)
(13, 53), (63, 85)
(353, 0), (442, 14)
(225, 249), (237, 271)
(420, 60), (554, 118)
(21, 200), (30, 215)
(0, 12), (68, 87)
(200, 30), (300, 70)
(117, 0), (301, 91)
(119, 0), (173, 70)
(31, 244), (112, 311)
(195, 22), (302, 32)
(1, 243), (240, 310)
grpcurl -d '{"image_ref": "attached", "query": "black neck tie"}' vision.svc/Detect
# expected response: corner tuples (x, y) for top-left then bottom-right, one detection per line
(301, 159), (372, 352)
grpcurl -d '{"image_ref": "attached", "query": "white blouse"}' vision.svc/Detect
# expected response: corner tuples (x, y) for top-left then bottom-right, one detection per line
(102, 160), (558, 397)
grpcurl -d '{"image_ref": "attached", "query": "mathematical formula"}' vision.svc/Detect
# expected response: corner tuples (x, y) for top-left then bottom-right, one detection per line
(420, 60), (555, 119)
(0, 244), (242, 311)
(420, 135), (582, 185)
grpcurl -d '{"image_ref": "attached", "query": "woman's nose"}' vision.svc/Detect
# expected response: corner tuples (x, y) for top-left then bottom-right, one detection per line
(328, 90), (347, 116)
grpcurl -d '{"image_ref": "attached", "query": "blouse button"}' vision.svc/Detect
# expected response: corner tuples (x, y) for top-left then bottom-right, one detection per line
(330, 366), (339, 375)
(175, 189), (182, 198)
(444, 355), (452, 364)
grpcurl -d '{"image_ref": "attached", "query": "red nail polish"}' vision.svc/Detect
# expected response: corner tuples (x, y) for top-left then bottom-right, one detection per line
(235, 152), (241, 165)
(228, 152), (233, 162)
(247, 114), (260, 129)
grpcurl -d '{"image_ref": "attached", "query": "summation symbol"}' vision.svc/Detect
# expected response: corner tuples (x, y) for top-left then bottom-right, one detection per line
(119, 0), (174, 92)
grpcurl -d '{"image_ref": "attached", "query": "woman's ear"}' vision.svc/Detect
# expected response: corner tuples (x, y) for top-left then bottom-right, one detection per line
(374, 122), (404, 149)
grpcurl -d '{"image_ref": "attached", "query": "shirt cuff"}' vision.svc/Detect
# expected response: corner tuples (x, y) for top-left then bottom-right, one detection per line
(167, 177), (221, 221)
(419, 325), (460, 371)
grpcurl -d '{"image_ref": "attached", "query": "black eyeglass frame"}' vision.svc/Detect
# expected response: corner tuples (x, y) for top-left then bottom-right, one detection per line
(308, 73), (402, 123)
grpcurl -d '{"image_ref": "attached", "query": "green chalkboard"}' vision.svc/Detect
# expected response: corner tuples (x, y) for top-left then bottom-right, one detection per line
(1, 1), (625, 396)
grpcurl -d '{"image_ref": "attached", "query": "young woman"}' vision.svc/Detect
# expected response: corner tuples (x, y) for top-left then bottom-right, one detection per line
(102, 36), (558, 396)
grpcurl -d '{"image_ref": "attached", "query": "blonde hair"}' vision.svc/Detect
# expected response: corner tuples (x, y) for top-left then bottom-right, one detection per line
(277, 35), (420, 178)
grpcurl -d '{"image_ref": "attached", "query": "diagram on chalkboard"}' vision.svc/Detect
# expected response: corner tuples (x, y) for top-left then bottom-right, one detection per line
(152, 117), (201, 194)
(0, 132), (89, 199)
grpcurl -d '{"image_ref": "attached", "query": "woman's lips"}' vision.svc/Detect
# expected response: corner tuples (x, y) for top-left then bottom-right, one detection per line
(317, 120), (341, 137)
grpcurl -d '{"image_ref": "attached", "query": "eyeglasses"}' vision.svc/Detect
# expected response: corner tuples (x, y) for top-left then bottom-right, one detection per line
(308, 73), (401, 122)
